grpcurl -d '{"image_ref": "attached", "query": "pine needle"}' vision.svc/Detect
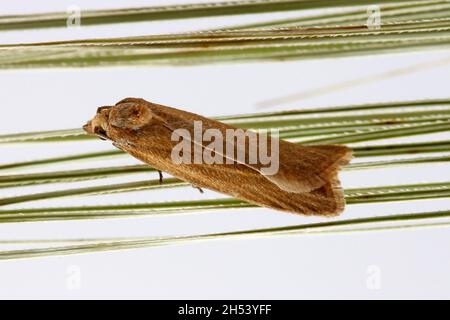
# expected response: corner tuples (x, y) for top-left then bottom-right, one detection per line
(0, 208), (449, 260)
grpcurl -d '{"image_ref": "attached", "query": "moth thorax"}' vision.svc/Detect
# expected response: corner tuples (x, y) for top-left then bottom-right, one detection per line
(110, 103), (153, 130)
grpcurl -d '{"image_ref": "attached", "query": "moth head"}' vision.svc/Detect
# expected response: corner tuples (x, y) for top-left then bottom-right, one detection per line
(84, 98), (154, 141)
(83, 106), (112, 140)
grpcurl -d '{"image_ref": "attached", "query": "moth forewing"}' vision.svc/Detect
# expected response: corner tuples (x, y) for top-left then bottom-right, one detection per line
(84, 98), (352, 216)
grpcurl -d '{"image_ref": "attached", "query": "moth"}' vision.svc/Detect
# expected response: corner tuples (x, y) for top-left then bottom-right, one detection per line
(83, 98), (352, 216)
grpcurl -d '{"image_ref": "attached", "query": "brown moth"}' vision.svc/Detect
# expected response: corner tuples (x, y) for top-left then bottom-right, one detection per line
(83, 98), (352, 216)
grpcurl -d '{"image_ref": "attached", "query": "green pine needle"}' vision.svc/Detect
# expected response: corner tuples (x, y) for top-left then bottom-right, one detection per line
(0, 208), (449, 260)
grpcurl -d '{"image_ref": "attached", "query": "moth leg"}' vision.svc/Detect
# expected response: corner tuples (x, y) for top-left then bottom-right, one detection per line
(157, 170), (163, 184)
(192, 185), (204, 194)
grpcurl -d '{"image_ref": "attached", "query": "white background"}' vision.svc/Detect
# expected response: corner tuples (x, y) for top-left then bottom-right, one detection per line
(0, 0), (449, 299)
